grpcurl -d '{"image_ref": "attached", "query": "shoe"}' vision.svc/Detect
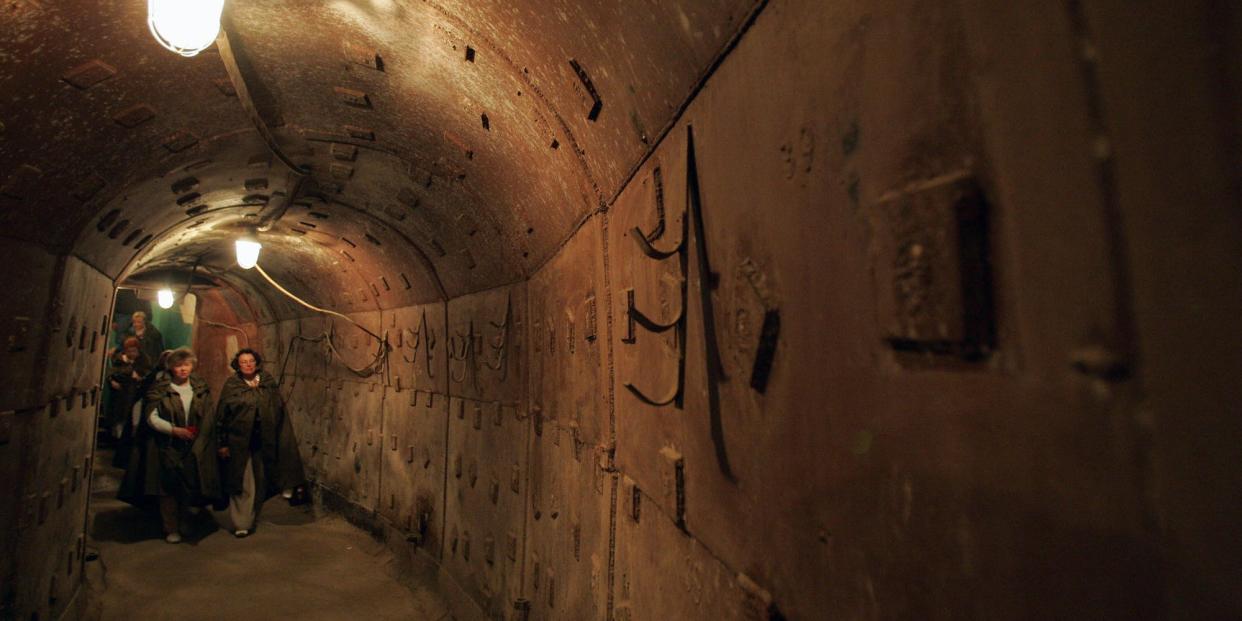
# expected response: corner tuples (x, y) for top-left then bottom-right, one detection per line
(187, 506), (202, 516)
(165, 533), (182, 544)
(281, 489), (293, 499)
(234, 529), (249, 538)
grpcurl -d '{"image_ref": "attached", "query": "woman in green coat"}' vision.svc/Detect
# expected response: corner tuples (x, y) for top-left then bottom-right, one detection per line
(120, 347), (221, 543)
(215, 349), (305, 537)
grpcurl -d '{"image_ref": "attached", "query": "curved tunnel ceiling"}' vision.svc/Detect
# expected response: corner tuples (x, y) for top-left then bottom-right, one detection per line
(1, 0), (763, 314)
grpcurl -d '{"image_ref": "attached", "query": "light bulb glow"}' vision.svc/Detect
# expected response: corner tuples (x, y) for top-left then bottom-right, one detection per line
(148, 0), (226, 57)
(157, 288), (175, 309)
(235, 239), (261, 269)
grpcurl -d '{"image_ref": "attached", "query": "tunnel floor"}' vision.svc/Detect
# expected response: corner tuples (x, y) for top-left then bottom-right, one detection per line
(84, 449), (452, 621)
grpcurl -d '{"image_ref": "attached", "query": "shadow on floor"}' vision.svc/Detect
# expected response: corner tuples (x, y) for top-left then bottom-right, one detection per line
(260, 496), (317, 527)
(90, 502), (223, 545)
(85, 446), (453, 620)
(89, 445), (312, 542)
(90, 503), (163, 543)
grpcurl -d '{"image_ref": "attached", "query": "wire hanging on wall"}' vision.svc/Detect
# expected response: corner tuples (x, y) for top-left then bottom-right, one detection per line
(253, 264), (390, 378)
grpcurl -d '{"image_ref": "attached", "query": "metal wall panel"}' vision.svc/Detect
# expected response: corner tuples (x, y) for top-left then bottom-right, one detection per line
(605, 0), (1167, 617)
(441, 284), (528, 617)
(0, 241), (61, 412)
(378, 301), (450, 555)
(523, 214), (612, 620)
(445, 285), (525, 404)
(0, 0), (1225, 618)
(613, 489), (766, 621)
(320, 378), (384, 512)
(5, 256), (111, 621)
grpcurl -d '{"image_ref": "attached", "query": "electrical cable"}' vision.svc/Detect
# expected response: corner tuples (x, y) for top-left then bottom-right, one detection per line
(198, 317), (250, 347)
(183, 256), (201, 296)
(254, 264), (383, 342)
(279, 327), (385, 380)
(326, 327), (388, 377)
(254, 264), (389, 378)
(215, 25), (308, 178)
(258, 171), (309, 233)
(277, 334), (310, 387)
(216, 19), (309, 233)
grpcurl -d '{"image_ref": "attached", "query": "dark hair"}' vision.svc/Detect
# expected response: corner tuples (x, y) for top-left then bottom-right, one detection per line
(122, 337), (141, 349)
(166, 347), (197, 369)
(230, 348), (264, 373)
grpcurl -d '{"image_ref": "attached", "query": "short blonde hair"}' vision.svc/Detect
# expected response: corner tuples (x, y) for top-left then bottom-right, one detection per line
(165, 347), (197, 369)
(131, 311), (147, 320)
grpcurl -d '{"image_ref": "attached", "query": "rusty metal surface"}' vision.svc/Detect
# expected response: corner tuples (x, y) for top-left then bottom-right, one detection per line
(613, 496), (766, 621)
(524, 217), (611, 620)
(378, 302), (449, 554)
(441, 285), (527, 616)
(2, 0), (1241, 619)
(1069, 2), (1242, 615)
(322, 377), (384, 511)
(523, 437), (611, 620)
(605, 0), (1178, 617)
(445, 285), (525, 404)
(2, 0), (764, 308)
(5, 257), (110, 621)
(0, 240), (62, 412)
(42, 260), (116, 402)
(377, 384), (448, 552)
(192, 287), (265, 396)
(0, 1), (250, 253)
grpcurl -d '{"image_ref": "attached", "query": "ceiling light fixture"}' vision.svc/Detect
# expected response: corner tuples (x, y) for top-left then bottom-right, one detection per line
(235, 238), (262, 269)
(148, 0), (226, 57)
(157, 288), (176, 309)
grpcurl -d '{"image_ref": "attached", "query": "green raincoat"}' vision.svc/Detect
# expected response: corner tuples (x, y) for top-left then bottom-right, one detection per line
(117, 374), (221, 507)
(214, 373), (305, 499)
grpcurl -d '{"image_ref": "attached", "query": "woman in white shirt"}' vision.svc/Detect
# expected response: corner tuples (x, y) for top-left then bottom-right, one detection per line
(135, 348), (222, 543)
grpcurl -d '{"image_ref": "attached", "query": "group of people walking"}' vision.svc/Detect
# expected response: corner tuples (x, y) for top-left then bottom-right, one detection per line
(103, 312), (162, 447)
(110, 328), (304, 543)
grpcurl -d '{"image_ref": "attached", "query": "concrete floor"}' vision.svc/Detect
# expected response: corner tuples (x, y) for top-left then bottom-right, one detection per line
(84, 450), (453, 621)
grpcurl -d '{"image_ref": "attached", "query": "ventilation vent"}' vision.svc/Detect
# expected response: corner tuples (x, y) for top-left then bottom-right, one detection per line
(96, 209), (120, 232)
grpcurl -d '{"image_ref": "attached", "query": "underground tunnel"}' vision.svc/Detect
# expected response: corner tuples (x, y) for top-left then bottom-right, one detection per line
(2, 0), (1241, 619)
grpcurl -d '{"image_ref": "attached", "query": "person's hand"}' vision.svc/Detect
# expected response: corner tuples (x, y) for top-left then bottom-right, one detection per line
(109, 380), (121, 390)
(131, 371), (141, 380)
(218, 447), (230, 459)
(171, 427), (195, 441)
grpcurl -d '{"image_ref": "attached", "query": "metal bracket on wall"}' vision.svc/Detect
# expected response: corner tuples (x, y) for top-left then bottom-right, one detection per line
(622, 331), (685, 407)
(622, 153), (690, 409)
(482, 291), (511, 380)
(622, 289), (686, 407)
(630, 168), (682, 256)
(630, 228), (684, 260)
(625, 288), (683, 334)
(448, 323), (470, 382)
(626, 164), (688, 402)
(401, 307), (436, 378)
(683, 125), (737, 482)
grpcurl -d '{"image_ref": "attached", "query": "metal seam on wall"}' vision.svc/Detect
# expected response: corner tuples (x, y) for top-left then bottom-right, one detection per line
(598, 210), (620, 621)
(604, 0), (770, 209)
(439, 299), (451, 562)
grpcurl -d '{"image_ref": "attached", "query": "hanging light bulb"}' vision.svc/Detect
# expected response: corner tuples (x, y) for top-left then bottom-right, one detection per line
(157, 288), (176, 309)
(148, 0), (227, 57)
(235, 238), (262, 269)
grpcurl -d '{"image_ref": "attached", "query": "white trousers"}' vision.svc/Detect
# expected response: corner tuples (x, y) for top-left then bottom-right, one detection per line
(227, 455), (264, 531)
